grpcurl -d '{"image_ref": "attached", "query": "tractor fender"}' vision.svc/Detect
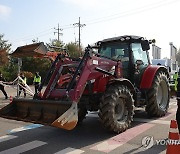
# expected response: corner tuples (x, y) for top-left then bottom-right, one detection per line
(108, 78), (135, 94)
(140, 65), (169, 89)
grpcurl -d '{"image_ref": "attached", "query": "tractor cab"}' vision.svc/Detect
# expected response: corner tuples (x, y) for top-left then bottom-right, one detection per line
(96, 35), (151, 85)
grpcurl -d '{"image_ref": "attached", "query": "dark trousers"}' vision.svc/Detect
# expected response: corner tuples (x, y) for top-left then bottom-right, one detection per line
(34, 83), (40, 94)
(19, 85), (26, 97)
(0, 85), (8, 98)
(176, 100), (180, 133)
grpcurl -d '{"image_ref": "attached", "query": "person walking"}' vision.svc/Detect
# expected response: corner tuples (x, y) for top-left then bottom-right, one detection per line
(0, 72), (8, 99)
(33, 72), (41, 94)
(19, 73), (27, 98)
(176, 70), (180, 133)
(173, 72), (178, 92)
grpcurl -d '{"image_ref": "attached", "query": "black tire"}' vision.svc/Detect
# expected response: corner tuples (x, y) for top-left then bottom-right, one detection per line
(78, 107), (87, 124)
(146, 71), (169, 117)
(99, 84), (134, 133)
(77, 96), (88, 124)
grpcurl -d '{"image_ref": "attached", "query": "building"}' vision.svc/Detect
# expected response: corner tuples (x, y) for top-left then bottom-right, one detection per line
(151, 42), (178, 75)
(152, 44), (161, 59)
(169, 42), (178, 74)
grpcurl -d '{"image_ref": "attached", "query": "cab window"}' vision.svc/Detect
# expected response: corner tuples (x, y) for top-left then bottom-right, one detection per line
(131, 43), (149, 65)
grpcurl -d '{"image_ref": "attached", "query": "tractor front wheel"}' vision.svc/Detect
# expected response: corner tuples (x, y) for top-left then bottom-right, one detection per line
(77, 96), (88, 124)
(99, 84), (134, 133)
(146, 71), (169, 117)
(78, 107), (87, 124)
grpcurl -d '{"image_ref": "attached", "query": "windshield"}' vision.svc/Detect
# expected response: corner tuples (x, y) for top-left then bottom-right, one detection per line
(98, 42), (129, 61)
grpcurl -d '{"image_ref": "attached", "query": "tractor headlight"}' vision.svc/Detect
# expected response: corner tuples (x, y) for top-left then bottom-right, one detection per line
(120, 38), (125, 41)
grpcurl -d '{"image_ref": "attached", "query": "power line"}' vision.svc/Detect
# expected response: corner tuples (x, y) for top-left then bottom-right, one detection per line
(84, 0), (180, 25)
(11, 28), (53, 43)
(12, 31), (53, 43)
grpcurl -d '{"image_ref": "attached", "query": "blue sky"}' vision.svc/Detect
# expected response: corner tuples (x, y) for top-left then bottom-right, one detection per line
(0, 0), (180, 58)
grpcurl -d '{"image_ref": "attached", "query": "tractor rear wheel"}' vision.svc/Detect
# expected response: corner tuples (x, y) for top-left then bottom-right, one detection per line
(99, 84), (134, 133)
(146, 71), (169, 117)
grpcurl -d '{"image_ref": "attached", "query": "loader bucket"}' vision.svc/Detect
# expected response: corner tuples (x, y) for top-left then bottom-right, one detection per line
(10, 42), (48, 57)
(0, 98), (78, 130)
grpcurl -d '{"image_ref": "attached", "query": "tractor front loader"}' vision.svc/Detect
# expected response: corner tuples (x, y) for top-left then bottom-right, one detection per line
(0, 48), (92, 130)
(0, 35), (170, 133)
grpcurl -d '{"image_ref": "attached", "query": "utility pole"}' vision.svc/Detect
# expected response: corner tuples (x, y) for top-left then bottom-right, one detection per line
(17, 58), (22, 98)
(54, 23), (63, 42)
(73, 17), (86, 51)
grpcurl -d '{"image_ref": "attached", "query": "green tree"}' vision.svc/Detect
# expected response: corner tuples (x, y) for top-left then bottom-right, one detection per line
(0, 34), (11, 51)
(65, 42), (82, 58)
(0, 34), (14, 81)
(21, 57), (51, 84)
(46, 39), (64, 52)
(1, 60), (18, 81)
(0, 34), (11, 66)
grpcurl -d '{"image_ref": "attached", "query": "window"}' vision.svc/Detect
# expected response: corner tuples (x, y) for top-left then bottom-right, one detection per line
(131, 43), (149, 65)
(99, 43), (129, 61)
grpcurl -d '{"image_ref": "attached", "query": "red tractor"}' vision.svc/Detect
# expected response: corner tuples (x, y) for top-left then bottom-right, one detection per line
(0, 35), (170, 133)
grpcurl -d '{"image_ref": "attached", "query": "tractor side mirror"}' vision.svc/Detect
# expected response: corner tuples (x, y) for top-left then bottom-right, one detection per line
(141, 40), (150, 51)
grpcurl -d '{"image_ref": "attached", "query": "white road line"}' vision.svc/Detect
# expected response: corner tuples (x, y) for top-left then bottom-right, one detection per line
(9, 127), (28, 133)
(0, 135), (17, 143)
(54, 147), (84, 154)
(9, 124), (43, 134)
(0, 140), (47, 154)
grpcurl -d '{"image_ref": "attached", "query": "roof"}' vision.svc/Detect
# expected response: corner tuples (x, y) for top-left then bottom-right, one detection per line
(10, 42), (48, 57)
(100, 35), (145, 43)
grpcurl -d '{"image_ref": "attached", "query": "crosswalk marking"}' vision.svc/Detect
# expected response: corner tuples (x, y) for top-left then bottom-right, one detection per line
(0, 140), (47, 154)
(0, 135), (17, 143)
(8, 124), (43, 134)
(54, 147), (84, 154)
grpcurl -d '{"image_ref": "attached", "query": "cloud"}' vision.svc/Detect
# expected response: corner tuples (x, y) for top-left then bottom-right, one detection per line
(0, 4), (11, 19)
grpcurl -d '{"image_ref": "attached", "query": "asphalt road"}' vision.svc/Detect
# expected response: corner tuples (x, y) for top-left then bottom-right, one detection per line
(0, 86), (178, 154)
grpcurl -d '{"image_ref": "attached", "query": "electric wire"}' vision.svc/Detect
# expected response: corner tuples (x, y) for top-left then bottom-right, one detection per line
(84, 0), (180, 25)
(11, 0), (180, 43)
